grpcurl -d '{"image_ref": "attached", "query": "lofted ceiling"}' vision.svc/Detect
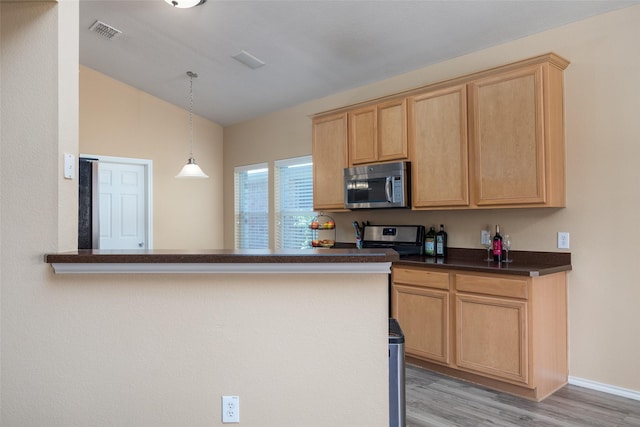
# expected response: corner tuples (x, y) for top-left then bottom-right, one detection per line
(80, 0), (639, 127)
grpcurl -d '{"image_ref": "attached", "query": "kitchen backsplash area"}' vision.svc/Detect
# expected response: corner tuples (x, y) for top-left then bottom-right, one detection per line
(328, 207), (568, 253)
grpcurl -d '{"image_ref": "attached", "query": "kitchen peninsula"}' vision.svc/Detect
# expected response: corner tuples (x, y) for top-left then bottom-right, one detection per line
(44, 248), (398, 426)
(45, 248), (399, 273)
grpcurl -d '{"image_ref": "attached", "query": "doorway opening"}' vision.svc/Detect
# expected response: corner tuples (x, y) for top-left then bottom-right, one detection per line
(78, 154), (153, 249)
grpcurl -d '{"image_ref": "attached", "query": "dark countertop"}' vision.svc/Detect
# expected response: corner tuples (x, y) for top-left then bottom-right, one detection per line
(394, 248), (571, 277)
(45, 248), (569, 277)
(45, 248), (400, 264)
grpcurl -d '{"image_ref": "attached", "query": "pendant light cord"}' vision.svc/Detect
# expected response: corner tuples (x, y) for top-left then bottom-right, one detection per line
(187, 71), (197, 159)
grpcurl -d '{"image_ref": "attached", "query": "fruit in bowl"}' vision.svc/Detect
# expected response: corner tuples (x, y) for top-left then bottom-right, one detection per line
(310, 221), (319, 229)
(311, 239), (334, 248)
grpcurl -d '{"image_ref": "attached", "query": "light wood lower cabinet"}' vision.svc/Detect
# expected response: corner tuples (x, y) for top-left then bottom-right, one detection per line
(391, 265), (567, 401)
(456, 292), (528, 384)
(391, 267), (450, 365)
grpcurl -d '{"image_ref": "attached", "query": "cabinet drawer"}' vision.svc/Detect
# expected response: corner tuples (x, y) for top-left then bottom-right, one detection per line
(455, 274), (528, 299)
(393, 267), (450, 290)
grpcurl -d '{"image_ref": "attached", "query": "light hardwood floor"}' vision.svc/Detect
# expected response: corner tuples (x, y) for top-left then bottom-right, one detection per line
(405, 365), (640, 427)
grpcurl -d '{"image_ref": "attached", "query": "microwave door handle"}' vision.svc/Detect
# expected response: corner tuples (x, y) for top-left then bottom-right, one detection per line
(385, 176), (393, 203)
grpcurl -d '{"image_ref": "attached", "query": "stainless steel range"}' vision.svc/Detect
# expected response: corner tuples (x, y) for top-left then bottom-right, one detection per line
(361, 225), (425, 256)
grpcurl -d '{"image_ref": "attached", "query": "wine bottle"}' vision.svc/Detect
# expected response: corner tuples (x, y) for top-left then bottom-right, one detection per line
(493, 225), (503, 262)
(424, 226), (436, 257)
(435, 224), (447, 258)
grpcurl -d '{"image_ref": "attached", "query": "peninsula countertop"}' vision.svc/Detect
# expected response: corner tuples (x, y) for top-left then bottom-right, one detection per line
(45, 248), (400, 274)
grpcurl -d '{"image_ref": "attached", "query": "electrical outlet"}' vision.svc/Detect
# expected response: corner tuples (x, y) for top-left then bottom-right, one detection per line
(222, 396), (239, 423)
(481, 230), (491, 246)
(557, 232), (570, 249)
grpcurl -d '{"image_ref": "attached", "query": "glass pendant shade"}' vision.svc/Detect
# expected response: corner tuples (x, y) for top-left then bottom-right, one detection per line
(176, 157), (209, 178)
(164, 0), (206, 8)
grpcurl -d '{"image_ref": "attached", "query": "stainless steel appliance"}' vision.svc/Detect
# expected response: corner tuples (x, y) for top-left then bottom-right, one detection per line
(361, 224), (424, 256)
(361, 225), (416, 427)
(344, 161), (411, 209)
(389, 318), (406, 427)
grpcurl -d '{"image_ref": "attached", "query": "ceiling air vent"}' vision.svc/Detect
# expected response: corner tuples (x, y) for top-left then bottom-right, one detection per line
(232, 50), (266, 70)
(89, 20), (122, 40)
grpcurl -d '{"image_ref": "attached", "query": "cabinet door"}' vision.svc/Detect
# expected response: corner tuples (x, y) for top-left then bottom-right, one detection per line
(469, 64), (546, 206)
(348, 105), (377, 165)
(456, 293), (529, 385)
(408, 84), (469, 208)
(377, 99), (408, 162)
(312, 113), (348, 211)
(392, 284), (450, 365)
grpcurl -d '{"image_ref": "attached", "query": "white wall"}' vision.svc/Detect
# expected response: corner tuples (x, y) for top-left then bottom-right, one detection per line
(224, 5), (640, 393)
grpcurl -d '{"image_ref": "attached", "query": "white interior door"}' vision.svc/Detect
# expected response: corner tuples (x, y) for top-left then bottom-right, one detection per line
(98, 161), (149, 249)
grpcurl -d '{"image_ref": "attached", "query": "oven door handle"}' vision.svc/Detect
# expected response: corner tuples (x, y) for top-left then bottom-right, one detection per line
(385, 176), (393, 203)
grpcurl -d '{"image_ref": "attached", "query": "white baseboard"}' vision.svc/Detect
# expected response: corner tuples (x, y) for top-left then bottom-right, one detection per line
(569, 376), (640, 401)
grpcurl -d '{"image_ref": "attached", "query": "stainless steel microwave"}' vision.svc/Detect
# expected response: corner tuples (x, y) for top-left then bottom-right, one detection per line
(343, 161), (411, 209)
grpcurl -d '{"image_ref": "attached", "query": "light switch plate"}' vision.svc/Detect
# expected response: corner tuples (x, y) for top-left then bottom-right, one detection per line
(64, 153), (75, 179)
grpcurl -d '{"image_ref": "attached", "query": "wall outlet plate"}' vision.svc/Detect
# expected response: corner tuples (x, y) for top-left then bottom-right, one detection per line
(481, 230), (491, 246)
(558, 232), (570, 249)
(222, 395), (239, 423)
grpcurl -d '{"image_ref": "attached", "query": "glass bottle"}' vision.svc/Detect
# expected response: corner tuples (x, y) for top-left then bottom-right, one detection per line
(493, 225), (503, 262)
(436, 224), (447, 258)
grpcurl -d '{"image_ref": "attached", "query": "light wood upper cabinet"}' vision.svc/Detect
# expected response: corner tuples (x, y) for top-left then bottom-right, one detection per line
(408, 84), (469, 208)
(348, 105), (377, 165)
(378, 99), (408, 162)
(313, 53), (569, 211)
(469, 56), (568, 207)
(312, 112), (348, 211)
(348, 99), (408, 166)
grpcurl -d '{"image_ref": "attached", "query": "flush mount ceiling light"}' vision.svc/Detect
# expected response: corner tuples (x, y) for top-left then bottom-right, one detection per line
(176, 71), (209, 179)
(164, 0), (206, 8)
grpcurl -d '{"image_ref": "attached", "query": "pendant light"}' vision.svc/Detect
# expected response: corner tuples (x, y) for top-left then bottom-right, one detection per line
(176, 71), (209, 179)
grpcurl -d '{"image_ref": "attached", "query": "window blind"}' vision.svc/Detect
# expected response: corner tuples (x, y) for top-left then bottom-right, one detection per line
(274, 156), (315, 249)
(234, 163), (269, 249)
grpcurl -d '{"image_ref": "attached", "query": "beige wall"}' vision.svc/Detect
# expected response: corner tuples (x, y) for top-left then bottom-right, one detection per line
(224, 5), (640, 393)
(80, 66), (224, 249)
(1, 4), (389, 426)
